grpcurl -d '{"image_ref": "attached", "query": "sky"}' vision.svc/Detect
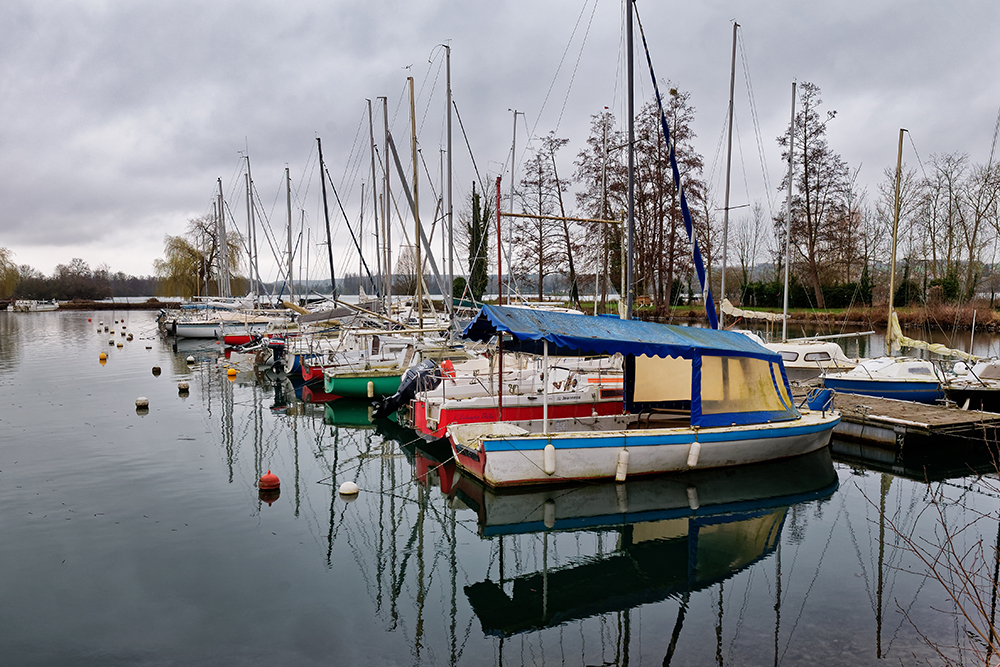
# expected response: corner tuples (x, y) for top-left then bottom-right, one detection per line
(2, 0), (999, 282)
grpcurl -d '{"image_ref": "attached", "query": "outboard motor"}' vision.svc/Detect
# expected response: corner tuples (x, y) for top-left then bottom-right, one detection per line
(373, 359), (453, 419)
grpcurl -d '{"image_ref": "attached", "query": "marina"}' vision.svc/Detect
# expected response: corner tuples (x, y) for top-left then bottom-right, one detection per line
(2, 309), (1000, 665)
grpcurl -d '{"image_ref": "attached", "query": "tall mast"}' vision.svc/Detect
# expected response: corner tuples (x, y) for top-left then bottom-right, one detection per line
(367, 99), (381, 302)
(286, 166), (293, 304)
(781, 82), (796, 342)
(380, 96), (392, 313)
(217, 177), (231, 298)
(317, 137), (337, 300)
(246, 155), (259, 301)
(625, 0), (635, 320)
(245, 170), (254, 298)
(507, 109), (520, 305)
(887, 127), (907, 355)
(445, 44), (455, 329)
(720, 21), (739, 328)
(409, 76), (422, 328)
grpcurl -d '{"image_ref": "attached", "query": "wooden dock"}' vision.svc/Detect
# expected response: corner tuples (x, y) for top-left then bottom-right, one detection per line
(830, 392), (1000, 446)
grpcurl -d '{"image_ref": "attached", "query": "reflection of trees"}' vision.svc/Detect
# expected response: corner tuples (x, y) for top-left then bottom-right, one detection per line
(0, 310), (21, 369)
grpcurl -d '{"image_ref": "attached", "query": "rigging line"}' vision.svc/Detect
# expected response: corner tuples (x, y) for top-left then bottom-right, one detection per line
(738, 30), (775, 217)
(453, 99), (486, 195)
(554, 0), (601, 134)
(524, 0), (597, 147)
(418, 50), (445, 137)
(779, 502), (844, 664)
(906, 132), (929, 181)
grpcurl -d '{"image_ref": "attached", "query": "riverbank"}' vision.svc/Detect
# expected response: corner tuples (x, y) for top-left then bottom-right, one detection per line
(56, 298), (181, 311)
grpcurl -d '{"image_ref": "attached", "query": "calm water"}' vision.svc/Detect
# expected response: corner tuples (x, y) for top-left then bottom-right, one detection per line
(1, 310), (998, 666)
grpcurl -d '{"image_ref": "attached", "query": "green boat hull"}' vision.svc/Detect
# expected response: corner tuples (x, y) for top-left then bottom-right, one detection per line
(323, 370), (403, 398)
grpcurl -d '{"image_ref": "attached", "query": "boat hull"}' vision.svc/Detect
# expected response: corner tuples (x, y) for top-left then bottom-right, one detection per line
(823, 377), (943, 403)
(449, 412), (839, 488)
(173, 321), (221, 339)
(324, 371), (403, 398)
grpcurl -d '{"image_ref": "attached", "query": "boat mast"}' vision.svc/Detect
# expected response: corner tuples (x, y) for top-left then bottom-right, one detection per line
(445, 44), (455, 331)
(408, 76), (422, 329)
(317, 137), (338, 300)
(381, 96), (392, 314)
(887, 128), (906, 355)
(720, 21), (739, 328)
(781, 82), (796, 342)
(217, 177), (231, 298)
(367, 99), (382, 302)
(507, 109), (521, 305)
(625, 0), (635, 320)
(286, 166), (293, 304)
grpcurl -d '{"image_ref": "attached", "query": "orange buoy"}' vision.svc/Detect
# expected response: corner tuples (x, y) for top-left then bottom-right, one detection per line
(259, 470), (280, 490)
(88, 318), (92, 322)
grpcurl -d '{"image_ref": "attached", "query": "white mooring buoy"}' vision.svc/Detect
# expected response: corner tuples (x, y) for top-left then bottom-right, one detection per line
(339, 481), (360, 496)
(186, 355), (195, 364)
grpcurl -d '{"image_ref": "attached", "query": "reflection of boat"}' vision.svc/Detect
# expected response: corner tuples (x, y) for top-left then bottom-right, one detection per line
(450, 306), (839, 487)
(458, 448), (838, 637)
(323, 399), (376, 427)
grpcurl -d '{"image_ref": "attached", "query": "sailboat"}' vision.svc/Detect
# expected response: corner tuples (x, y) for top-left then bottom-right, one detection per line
(823, 129), (948, 403)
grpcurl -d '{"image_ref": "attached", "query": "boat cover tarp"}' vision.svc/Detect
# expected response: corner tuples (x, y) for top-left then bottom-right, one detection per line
(462, 305), (799, 427)
(462, 305), (781, 362)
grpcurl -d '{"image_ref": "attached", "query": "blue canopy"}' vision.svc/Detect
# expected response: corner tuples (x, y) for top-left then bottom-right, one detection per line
(461, 305), (780, 363)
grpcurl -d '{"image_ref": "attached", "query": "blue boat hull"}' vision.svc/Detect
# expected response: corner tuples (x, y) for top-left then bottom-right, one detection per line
(823, 377), (943, 403)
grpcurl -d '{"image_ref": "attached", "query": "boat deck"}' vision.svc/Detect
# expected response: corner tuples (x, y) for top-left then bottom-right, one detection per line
(826, 392), (1000, 445)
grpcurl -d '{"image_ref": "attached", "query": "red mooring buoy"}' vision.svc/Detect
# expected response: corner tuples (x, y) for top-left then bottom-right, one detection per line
(259, 470), (280, 490)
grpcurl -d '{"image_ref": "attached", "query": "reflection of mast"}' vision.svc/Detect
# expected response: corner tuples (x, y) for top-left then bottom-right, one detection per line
(773, 541), (781, 667)
(415, 483), (426, 661)
(877, 472), (891, 658)
(988, 518), (1000, 662)
(663, 593), (689, 666)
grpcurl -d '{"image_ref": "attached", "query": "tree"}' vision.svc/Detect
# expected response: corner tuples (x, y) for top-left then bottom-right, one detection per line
(0, 248), (18, 299)
(466, 182), (492, 302)
(777, 82), (851, 308)
(514, 134), (567, 300)
(574, 109), (626, 310)
(153, 215), (242, 298)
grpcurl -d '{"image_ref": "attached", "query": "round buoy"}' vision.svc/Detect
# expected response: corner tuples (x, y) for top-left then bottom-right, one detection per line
(127, 333), (133, 341)
(116, 342), (123, 349)
(88, 318), (92, 322)
(259, 470), (280, 490)
(151, 366), (161, 376)
(177, 381), (189, 394)
(338, 481), (360, 496)
(226, 367), (237, 378)
(98, 320), (103, 326)
(121, 318), (125, 323)
(186, 355), (195, 364)
(121, 324), (126, 330)
(145, 345), (152, 350)
(104, 326), (109, 332)
(135, 396), (149, 407)
(99, 352), (108, 361)
(110, 330), (115, 335)
(108, 339), (115, 345)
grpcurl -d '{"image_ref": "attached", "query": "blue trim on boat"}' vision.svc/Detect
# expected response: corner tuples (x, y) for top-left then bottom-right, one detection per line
(482, 416), (839, 453)
(823, 377), (943, 403)
(481, 479), (839, 537)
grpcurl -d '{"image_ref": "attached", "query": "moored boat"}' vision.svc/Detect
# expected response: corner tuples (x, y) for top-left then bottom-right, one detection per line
(446, 306), (839, 488)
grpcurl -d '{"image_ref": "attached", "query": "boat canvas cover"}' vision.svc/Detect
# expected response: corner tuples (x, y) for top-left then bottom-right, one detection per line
(461, 306), (798, 427)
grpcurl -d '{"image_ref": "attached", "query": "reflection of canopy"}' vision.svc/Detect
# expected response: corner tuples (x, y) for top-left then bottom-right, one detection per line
(462, 448), (839, 637)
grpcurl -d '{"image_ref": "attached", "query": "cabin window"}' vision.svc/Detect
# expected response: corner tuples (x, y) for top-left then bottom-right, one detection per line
(632, 355), (692, 402)
(803, 352), (831, 362)
(700, 355), (791, 416)
(907, 367), (933, 376)
(779, 351), (798, 363)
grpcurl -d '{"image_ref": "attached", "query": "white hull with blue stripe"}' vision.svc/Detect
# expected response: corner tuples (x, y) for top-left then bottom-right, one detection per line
(450, 410), (838, 487)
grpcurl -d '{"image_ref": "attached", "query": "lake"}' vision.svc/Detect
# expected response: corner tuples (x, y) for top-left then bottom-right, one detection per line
(1, 310), (997, 665)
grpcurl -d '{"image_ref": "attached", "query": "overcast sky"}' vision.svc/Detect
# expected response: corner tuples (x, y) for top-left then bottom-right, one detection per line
(2, 0), (999, 282)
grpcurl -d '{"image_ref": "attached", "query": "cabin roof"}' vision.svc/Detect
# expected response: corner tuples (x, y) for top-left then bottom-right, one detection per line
(461, 305), (780, 361)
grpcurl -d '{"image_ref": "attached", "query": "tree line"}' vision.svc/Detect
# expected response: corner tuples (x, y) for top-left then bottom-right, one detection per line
(0, 251), (158, 301)
(461, 81), (1000, 312)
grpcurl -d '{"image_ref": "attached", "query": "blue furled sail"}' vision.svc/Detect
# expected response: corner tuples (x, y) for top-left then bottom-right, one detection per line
(634, 7), (719, 329)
